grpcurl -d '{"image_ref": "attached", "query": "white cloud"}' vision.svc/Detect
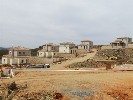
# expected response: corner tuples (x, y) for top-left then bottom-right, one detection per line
(0, 0), (133, 48)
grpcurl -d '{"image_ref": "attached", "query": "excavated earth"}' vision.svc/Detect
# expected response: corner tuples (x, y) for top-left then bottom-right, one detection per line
(0, 71), (133, 100)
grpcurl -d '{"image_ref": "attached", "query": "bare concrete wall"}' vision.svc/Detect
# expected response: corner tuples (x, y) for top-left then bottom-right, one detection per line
(101, 45), (122, 49)
(127, 44), (133, 48)
(57, 53), (76, 59)
(29, 57), (60, 64)
(101, 45), (133, 50)
(77, 49), (87, 55)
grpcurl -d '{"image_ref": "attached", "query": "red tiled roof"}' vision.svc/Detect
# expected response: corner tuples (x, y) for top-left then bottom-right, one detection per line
(43, 43), (57, 46)
(9, 46), (30, 51)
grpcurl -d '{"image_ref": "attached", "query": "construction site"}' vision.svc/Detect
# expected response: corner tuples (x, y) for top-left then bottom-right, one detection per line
(0, 47), (133, 99)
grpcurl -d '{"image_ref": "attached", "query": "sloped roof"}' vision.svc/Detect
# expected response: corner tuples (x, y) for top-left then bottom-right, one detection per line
(9, 46), (30, 51)
(43, 43), (55, 46)
(117, 37), (130, 39)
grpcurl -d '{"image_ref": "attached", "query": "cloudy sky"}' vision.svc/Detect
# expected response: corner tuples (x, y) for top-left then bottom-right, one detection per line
(0, 0), (133, 48)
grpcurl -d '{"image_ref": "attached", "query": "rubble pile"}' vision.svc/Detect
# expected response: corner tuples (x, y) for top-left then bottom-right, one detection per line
(94, 48), (133, 61)
(67, 59), (107, 68)
(67, 48), (133, 68)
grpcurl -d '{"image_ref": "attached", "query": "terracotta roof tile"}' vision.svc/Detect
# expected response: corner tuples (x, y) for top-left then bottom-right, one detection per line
(9, 46), (30, 51)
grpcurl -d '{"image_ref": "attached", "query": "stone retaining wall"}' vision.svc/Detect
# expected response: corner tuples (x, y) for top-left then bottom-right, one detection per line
(29, 57), (60, 64)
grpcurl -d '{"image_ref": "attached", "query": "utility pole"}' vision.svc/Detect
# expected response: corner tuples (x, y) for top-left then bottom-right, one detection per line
(12, 44), (14, 58)
(46, 41), (48, 51)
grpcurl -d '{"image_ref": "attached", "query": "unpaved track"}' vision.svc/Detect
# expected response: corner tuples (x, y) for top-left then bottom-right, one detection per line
(50, 49), (97, 69)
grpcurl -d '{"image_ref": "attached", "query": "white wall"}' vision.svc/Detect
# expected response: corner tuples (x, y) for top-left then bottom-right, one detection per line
(2, 57), (29, 65)
(2, 57), (8, 64)
(78, 45), (87, 49)
(59, 45), (70, 53)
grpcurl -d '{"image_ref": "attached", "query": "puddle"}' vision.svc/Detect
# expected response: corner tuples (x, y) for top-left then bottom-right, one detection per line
(62, 89), (95, 97)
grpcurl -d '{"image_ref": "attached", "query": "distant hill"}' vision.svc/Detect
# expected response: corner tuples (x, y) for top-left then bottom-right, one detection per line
(0, 47), (9, 50)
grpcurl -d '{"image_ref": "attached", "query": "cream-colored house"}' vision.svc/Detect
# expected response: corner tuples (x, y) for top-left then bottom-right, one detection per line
(42, 43), (59, 52)
(2, 46), (31, 65)
(78, 40), (93, 51)
(38, 43), (59, 58)
(38, 50), (58, 58)
(59, 42), (77, 54)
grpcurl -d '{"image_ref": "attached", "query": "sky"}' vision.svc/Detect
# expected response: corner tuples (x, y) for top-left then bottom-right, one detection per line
(0, 0), (133, 48)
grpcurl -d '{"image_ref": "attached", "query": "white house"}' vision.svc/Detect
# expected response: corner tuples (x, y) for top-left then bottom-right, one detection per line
(59, 42), (77, 54)
(2, 46), (31, 65)
(78, 40), (93, 51)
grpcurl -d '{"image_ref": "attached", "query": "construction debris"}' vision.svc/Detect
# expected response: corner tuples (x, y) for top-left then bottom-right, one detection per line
(94, 48), (133, 62)
(67, 59), (107, 68)
(8, 81), (17, 91)
(0, 82), (64, 100)
(67, 48), (133, 69)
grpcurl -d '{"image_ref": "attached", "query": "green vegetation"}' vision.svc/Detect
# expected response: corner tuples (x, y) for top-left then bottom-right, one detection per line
(0, 50), (8, 59)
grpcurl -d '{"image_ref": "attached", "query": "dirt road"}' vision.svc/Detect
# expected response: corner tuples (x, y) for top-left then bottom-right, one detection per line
(51, 49), (97, 69)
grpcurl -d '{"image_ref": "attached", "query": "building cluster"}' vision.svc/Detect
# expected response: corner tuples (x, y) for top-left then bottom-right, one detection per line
(101, 37), (133, 50)
(2, 46), (31, 65)
(110, 37), (132, 47)
(2, 40), (93, 65)
(2, 37), (133, 65)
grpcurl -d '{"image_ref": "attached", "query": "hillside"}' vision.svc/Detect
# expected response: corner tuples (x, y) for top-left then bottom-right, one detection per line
(0, 47), (8, 50)
(51, 49), (97, 69)
(0, 50), (8, 59)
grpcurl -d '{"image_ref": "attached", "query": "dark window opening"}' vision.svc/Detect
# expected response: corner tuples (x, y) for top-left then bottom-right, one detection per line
(21, 60), (24, 63)
(71, 50), (72, 54)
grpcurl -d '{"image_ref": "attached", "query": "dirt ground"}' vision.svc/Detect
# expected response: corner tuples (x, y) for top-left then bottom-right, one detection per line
(0, 49), (133, 99)
(50, 49), (97, 69)
(0, 71), (133, 100)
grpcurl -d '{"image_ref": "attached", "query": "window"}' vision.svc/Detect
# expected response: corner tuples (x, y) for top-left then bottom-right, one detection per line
(71, 50), (72, 54)
(23, 52), (25, 54)
(21, 60), (24, 63)
(19, 52), (21, 54)
(9, 51), (12, 54)
(40, 53), (42, 55)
